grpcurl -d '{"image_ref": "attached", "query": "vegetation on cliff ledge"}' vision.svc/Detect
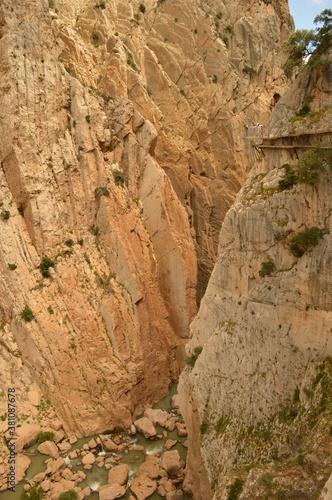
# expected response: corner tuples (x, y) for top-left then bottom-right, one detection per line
(279, 146), (332, 190)
(289, 226), (324, 257)
(227, 478), (244, 500)
(20, 304), (34, 322)
(185, 345), (203, 367)
(39, 255), (55, 278)
(259, 258), (276, 277)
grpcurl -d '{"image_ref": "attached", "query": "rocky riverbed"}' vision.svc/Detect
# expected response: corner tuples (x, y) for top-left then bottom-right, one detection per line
(1, 387), (188, 499)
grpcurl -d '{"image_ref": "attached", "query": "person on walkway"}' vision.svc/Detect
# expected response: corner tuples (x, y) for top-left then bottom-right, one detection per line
(257, 123), (261, 137)
(244, 123), (249, 136)
(252, 123), (256, 135)
(260, 125), (264, 138)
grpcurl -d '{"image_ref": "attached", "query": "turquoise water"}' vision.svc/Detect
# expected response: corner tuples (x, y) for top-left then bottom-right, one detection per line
(1, 385), (190, 499)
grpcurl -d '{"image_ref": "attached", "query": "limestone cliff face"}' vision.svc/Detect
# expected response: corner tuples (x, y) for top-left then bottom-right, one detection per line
(48, 0), (293, 300)
(0, 0), (197, 437)
(0, 0), (290, 441)
(179, 56), (332, 499)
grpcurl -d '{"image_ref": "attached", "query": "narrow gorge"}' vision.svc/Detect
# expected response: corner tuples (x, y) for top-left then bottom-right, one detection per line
(1, 0), (331, 499)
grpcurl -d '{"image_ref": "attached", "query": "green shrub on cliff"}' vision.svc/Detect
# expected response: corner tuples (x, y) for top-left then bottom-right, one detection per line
(259, 258), (275, 277)
(289, 227), (323, 257)
(40, 256), (55, 278)
(113, 169), (125, 187)
(216, 414), (229, 435)
(21, 304), (34, 322)
(92, 31), (99, 44)
(1, 210), (10, 220)
(279, 147), (332, 190)
(200, 420), (209, 436)
(185, 346), (203, 367)
(296, 146), (331, 185)
(228, 478), (244, 500)
(279, 164), (297, 190)
(242, 65), (256, 75)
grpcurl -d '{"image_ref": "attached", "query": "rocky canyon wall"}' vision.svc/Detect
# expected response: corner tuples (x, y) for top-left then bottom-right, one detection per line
(179, 55), (332, 499)
(0, 0), (198, 438)
(0, 0), (292, 445)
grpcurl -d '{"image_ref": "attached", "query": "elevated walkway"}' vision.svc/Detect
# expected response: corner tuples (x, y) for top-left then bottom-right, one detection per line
(249, 130), (332, 159)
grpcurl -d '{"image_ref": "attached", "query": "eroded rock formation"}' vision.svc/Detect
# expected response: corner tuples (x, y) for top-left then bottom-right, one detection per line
(0, 0), (292, 448)
(0, 0), (197, 438)
(179, 54), (332, 499)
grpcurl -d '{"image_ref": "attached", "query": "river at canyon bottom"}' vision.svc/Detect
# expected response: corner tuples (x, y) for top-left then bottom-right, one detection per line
(2, 384), (190, 499)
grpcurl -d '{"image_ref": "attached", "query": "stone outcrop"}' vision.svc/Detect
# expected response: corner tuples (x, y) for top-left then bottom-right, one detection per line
(0, 0), (293, 490)
(179, 55), (332, 499)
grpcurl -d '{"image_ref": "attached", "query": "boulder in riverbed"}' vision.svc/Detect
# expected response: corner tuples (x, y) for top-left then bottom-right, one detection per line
(162, 451), (184, 476)
(165, 418), (178, 432)
(131, 476), (157, 499)
(15, 424), (40, 453)
(175, 423), (187, 437)
(99, 483), (126, 500)
(29, 471), (46, 484)
(137, 455), (162, 480)
(81, 452), (95, 466)
(171, 394), (180, 409)
(108, 463), (129, 486)
(88, 438), (97, 449)
(81, 486), (92, 498)
(164, 439), (177, 451)
(144, 408), (169, 427)
(134, 417), (156, 439)
(16, 454), (31, 483)
(103, 439), (118, 452)
(46, 457), (66, 474)
(37, 440), (59, 459)
(40, 479), (51, 492)
(129, 424), (137, 435)
(158, 476), (176, 496)
(57, 441), (71, 453)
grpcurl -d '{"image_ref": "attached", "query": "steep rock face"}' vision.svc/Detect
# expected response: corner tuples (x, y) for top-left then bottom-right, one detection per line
(0, 0), (196, 437)
(0, 0), (291, 441)
(179, 57), (332, 499)
(51, 0), (293, 300)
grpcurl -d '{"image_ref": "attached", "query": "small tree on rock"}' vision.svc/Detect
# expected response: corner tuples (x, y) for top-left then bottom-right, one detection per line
(284, 9), (332, 77)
